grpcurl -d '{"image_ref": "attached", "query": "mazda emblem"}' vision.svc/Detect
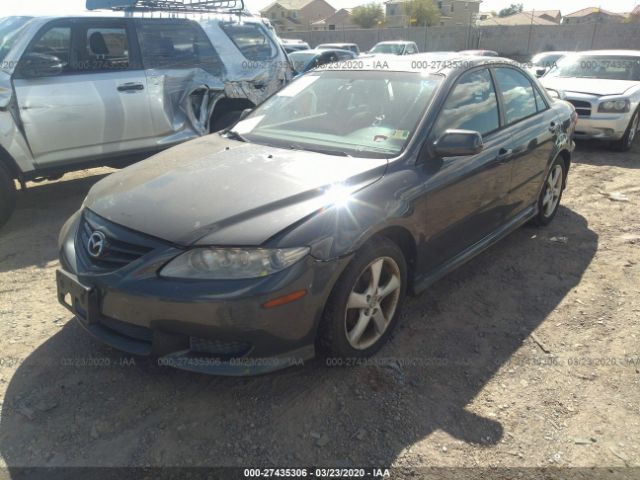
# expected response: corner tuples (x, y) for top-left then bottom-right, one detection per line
(87, 231), (107, 258)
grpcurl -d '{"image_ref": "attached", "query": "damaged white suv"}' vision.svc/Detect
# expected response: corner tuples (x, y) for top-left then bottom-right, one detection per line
(0, 1), (293, 226)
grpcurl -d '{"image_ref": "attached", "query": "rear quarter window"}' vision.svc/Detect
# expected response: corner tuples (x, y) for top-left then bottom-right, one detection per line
(220, 22), (277, 61)
(137, 21), (223, 75)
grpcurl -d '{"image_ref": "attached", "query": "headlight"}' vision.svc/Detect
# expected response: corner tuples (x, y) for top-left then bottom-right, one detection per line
(598, 99), (630, 113)
(160, 247), (310, 280)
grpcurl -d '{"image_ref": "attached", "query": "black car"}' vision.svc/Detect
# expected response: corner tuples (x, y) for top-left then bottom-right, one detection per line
(57, 54), (577, 375)
(288, 48), (357, 75)
(316, 43), (360, 55)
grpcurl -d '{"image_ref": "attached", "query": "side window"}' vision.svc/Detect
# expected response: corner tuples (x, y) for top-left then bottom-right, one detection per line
(406, 44), (417, 54)
(137, 22), (223, 75)
(76, 23), (132, 72)
(220, 22), (277, 61)
(433, 68), (500, 137)
(20, 24), (72, 76)
(534, 87), (547, 112)
(494, 68), (538, 124)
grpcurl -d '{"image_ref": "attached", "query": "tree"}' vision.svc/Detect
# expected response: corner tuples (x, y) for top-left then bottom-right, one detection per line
(403, 0), (441, 27)
(498, 3), (523, 17)
(351, 3), (384, 29)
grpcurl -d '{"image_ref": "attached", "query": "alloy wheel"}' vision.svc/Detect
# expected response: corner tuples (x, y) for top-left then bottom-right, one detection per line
(542, 164), (563, 218)
(628, 113), (639, 147)
(344, 256), (402, 350)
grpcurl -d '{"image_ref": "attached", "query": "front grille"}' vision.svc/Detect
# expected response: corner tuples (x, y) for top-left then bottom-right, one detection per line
(76, 210), (166, 272)
(568, 99), (592, 117)
(189, 337), (252, 357)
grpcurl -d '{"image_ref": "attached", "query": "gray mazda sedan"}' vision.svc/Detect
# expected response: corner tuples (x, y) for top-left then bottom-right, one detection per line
(57, 54), (577, 375)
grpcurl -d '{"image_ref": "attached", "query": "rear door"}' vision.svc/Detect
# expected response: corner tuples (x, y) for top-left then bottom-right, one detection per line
(135, 19), (225, 138)
(13, 18), (154, 167)
(491, 67), (558, 218)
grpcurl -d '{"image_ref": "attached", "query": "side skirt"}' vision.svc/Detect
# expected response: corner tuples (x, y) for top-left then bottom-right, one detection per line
(412, 205), (537, 295)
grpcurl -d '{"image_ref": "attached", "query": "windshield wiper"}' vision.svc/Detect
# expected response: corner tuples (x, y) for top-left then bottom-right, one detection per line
(223, 129), (247, 142)
(287, 144), (351, 157)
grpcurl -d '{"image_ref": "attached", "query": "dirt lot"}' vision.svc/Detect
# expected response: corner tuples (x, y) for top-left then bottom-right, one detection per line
(0, 140), (638, 477)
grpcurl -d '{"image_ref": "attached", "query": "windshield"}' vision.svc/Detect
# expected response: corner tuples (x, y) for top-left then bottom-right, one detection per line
(232, 70), (442, 158)
(0, 17), (31, 65)
(371, 43), (404, 55)
(547, 55), (640, 81)
(531, 53), (564, 68)
(288, 51), (317, 72)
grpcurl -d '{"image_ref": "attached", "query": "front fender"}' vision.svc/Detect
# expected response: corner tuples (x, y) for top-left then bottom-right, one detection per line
(275, 166), (418, 261)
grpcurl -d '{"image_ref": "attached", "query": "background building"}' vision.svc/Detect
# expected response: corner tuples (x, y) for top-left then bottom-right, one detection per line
(478, 10), (561, 26)
(384, 0), (481, 27)
(562, 7), (626, 24)
(260, 0), (336, 32)
(311, 8), (356, 31)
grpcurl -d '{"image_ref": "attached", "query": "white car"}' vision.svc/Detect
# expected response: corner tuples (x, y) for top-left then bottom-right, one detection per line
(369, 41), (418, 56)
(540, 50), (640, 151)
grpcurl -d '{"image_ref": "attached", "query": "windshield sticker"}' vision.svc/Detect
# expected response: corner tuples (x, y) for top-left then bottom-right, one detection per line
(234, 115), (265, 134)
(390, 130), (410, 140)
(277, 76), (320, 97)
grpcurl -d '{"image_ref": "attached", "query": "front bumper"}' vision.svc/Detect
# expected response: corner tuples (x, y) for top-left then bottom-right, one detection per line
(57, 210), (350, 375)
(572, 113), (633, 141)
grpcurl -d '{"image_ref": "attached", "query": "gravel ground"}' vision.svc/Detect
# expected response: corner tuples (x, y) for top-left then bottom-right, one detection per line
(0, 140), (638, 476)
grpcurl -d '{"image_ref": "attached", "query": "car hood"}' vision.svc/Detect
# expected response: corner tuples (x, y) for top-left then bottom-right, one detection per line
(541, 77), (639, 96)
(84, 135), (388, 246)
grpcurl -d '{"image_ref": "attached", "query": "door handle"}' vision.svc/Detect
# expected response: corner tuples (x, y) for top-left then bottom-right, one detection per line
(117, 83), (145, 93)
(496, 148), (513, 163)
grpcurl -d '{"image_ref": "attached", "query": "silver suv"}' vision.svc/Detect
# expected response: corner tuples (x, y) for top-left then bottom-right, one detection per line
(0, 7), (292, 226)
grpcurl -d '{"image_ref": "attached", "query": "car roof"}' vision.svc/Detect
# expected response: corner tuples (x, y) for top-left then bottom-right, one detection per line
(4, 12), (264, 23)
(290, 48), (352, 55)
(374, 40), (414, 45)
(318, 43), (357, 46)
(320, 52), (518, 75)
(563, 50), (640, 57)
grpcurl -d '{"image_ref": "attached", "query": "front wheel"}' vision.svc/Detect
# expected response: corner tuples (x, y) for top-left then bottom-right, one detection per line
(611, 109), (639, 152)
(0, 162), (16, 228)
(533, 159), (566, 226)
(318, 237), (407, 358)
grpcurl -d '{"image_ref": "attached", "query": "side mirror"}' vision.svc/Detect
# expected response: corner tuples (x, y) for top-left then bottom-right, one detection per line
(18, 53), (64, 78)
(433, 129), (484, 157)
(535, 67), (547, 77)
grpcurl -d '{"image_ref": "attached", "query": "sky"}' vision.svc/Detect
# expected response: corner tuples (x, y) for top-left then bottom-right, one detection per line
(2, 0), (638, 16)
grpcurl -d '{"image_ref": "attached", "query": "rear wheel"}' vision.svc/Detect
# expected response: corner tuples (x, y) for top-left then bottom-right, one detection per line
(612, 109), (639, 152)
(533, 159), (565, 226)
(0, 162), (17, 228)
(318, 237), (407, 358)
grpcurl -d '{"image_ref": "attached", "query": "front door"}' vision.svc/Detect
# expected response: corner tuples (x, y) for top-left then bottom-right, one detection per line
(418, 68), (513, 273)
(13, 18), (154, 167)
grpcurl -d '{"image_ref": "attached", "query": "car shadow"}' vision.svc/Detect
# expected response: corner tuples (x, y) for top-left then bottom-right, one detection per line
(573, 139), (640, 168)
(0, 172), (110, 273)
(0, 207), (597, 471)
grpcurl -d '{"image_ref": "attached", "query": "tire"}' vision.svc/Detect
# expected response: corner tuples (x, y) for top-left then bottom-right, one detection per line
(611, 109), (639, 152)
(210, 110), (244, 133)
(0, 162), (17, 228)
(533, 158), (566, 226)
(317, 236), (407, 359)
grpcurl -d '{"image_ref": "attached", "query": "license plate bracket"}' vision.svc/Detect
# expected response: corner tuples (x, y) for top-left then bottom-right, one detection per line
(56, 269), (99, 325)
